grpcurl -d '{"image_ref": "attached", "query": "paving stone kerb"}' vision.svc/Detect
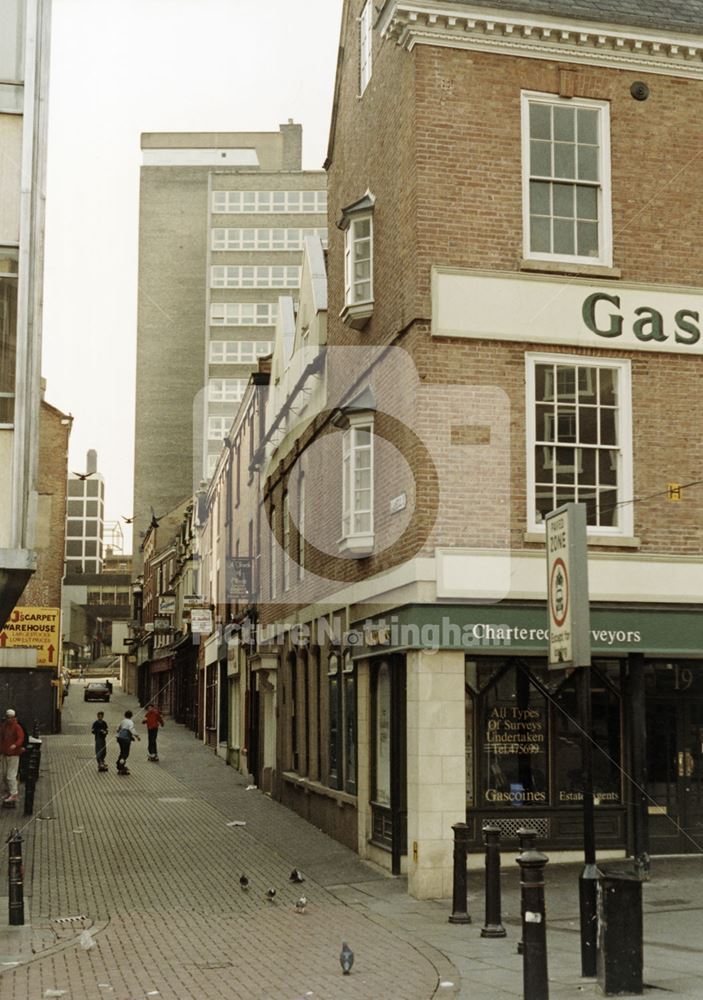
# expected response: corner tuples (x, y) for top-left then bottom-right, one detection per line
(2, 685), (703, 1000)
(0, 686), (445, 1000)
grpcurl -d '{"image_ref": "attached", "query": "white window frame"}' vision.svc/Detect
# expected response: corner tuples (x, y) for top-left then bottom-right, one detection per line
(282, 491), (290, 592)
(211, 190), (327, 214)
(208, 415), (229, 441)
(298, 472), (305, 583)
(344, 214), (373, 307)
(359, 0), (373, 95)
(210, 265), (301, 289)
(340, 413), (374, 555)
(525, 353), (633, 537)
(208, 378), (246, 403)
(210, 302), (278, 326)
(209, 341), (273, 364)
(211, 227), (328, 251)
(521, 91), (612, 267)
(269, 505), (277, 599)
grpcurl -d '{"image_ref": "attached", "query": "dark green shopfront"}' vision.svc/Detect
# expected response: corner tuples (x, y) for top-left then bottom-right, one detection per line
(357, 603), (703, 857)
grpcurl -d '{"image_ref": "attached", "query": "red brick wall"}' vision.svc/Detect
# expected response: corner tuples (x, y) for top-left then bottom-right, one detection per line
(19, 401), (71, 609)
(314, 14), (703, 579)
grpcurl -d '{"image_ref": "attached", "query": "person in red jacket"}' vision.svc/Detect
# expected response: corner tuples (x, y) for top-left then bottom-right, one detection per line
(142, 704), (164, 761)
(0, 709), (25, 802)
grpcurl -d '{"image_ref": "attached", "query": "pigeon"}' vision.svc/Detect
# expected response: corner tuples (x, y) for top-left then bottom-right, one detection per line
(289, 868), (305, 884)
(239, 874), (249, 891)
(340, 942), (354, 975)
(294, 895), (307, 914)
(72, 471), (95, 481)
(266, 887), (276, 902)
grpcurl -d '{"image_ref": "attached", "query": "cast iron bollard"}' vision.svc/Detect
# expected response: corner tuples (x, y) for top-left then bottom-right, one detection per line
(448, 822), (472, 924)
(7, 828), (24, 926)
(516, 827), (538, 954)
(481, 825), (506, 938)
(579, 862), (599, 977)
(517, 847), (549, 1000)
(31, 722), (41, 772)
(23, 738), (42, 816)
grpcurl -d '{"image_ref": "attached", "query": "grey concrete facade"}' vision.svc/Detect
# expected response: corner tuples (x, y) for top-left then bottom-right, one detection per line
(0, 0), (52, 625)
(133, 124), (326, 567)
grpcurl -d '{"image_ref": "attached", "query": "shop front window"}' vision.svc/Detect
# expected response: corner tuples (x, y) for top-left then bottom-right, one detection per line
(374, 661), (391, 807)
(480, 662), (548, 807)
(552, 668), (621, 805)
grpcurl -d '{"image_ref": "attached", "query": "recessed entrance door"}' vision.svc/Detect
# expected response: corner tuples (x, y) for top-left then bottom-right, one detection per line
(646, 698), (703, 855)
(370, 656), (406, 874)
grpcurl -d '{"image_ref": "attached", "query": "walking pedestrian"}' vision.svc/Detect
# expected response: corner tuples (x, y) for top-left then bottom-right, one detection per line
(0, 709), (26, 802)
(115, 710), (140, 775)
(92, 711), (109, 771)
(142, 704), (164, 761)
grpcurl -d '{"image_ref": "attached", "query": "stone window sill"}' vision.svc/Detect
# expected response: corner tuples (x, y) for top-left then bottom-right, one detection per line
(524, 531), (640, 548)
(338, 533), (374, 557)
(520, 258), (622, 280)
(340, 300), (373, 330)
(282, 771), (356, 807)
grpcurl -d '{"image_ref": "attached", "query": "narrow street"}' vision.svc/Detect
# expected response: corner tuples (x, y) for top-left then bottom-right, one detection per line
(1, 686), (703, 1000)
(0, 685), (444, 1000)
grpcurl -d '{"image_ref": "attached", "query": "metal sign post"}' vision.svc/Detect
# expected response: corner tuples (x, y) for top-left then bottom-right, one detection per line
(545, 503), (596, 977)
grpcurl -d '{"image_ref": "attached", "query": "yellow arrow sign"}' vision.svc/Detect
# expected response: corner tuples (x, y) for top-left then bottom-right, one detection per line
(0, 606), (61, 666)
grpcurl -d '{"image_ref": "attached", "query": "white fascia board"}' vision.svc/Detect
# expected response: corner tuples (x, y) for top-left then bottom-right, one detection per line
(436, 547), (703, 604)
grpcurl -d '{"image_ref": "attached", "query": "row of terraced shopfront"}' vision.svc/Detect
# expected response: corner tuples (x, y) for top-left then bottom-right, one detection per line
(128, 0), (703, 899)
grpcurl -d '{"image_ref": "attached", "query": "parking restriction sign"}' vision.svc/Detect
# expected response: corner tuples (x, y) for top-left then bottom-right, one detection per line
(545, 504), (590, 669)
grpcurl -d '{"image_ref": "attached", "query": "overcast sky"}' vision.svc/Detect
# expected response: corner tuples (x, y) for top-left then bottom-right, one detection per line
(41, 0), (343, 554)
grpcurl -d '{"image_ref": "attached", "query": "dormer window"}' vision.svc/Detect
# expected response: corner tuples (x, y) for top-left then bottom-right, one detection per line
(339, 191), (375, 330)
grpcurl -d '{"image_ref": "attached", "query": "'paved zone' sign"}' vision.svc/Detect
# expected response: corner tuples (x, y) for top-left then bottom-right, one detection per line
(545, 505), (591, 669)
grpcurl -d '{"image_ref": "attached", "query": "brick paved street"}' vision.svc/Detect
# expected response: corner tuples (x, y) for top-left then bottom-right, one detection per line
(0, 685), (445, 1000)
(2, 684), (703, 1000)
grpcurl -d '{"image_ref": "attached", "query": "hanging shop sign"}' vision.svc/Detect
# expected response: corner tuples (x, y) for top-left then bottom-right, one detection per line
(190, 608), (213, 636)
(226, 557), (251, 601)
(158, 594), (176, 614)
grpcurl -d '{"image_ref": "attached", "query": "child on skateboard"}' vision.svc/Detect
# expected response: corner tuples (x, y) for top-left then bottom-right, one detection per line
(143, 704), (164, 761)
(116, 711), (140, 774)
(92, 711), (109, 771)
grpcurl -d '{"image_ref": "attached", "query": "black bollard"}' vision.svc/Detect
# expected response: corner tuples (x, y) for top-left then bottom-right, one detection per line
(481, 825), (506, 938)
(448, 822), (472, 924)
(23, 740), (41, 816)
(7, 828), (24, 926)
(31, 723), (41, 774)
(517, 847), (549, 1000)
(516, 828), (538, 954)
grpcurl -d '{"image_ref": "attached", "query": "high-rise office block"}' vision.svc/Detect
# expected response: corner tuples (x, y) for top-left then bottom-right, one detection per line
(65, 449), (106, 574)
(133, 124), (327, 557)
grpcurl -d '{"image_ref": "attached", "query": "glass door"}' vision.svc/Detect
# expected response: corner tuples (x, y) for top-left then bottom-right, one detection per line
(681, 702), (703, 852)
(646, 698), (703, 854)
(645, 701), (680, 853)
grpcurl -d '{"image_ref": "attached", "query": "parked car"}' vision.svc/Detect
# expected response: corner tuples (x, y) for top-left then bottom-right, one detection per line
(84, 682), (110, 703)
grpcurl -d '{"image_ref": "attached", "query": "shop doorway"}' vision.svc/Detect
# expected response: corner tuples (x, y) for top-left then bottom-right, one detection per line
(646, 665), (703, 855)
(370, 656), (406, 874)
